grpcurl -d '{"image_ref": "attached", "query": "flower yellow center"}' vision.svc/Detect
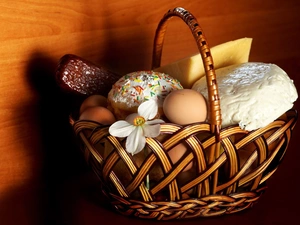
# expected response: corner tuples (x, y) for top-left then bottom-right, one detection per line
(133, 116), (145, 126)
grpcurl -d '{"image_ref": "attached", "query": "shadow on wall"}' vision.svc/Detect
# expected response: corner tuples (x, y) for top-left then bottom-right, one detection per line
(0, 51), (88, 225)
(0, 51), (102, 225)
(27, 51), (102, 224)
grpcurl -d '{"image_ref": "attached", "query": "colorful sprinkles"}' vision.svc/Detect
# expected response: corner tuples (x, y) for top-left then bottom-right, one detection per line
(110, 70), (183, 107)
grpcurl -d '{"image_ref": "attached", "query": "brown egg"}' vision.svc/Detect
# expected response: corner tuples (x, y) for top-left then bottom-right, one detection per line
(163, 89), (207, 125)
(79, 94), (108, 115)
(79, 106), (116, 125)
(168, 143), (193, 172)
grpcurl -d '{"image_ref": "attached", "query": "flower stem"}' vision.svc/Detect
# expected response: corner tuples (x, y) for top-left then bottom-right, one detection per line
(144, 148), (150, 190)
(146, 174), (150, 190)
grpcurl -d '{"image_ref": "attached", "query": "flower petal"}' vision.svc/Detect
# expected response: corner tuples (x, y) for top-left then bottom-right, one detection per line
(143, 123), (161, 137)
(125, 113), (139, 125)
(138, 100), (158, 120)
(126, 127), (146, 155)
(146, 119), (165, 125)
(109, 120), (135, 137)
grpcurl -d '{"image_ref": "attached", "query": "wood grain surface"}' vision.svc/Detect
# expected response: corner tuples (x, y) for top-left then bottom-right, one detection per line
(0, 0), (299, 225)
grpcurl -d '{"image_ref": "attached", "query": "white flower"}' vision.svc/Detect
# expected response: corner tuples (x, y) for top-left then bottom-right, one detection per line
(109, 100), (164, 155)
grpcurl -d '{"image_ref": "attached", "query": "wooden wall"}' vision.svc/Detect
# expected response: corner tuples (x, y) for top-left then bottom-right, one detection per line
(0, 0), (299, 224)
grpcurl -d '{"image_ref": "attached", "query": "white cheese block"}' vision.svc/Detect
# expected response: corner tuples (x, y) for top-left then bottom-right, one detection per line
(154, 37), (253, 88)
(192, 62), (298, 131)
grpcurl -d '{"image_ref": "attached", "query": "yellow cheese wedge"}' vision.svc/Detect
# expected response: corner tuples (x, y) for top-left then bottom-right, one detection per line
(154, 37), (253, 88)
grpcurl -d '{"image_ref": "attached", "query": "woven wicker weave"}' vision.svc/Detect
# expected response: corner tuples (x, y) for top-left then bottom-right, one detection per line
(69, 7), (298, 220)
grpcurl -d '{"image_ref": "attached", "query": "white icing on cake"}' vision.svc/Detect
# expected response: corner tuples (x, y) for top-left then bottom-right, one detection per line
(192, 62), (298, 131)
(108, 70), (183, 108)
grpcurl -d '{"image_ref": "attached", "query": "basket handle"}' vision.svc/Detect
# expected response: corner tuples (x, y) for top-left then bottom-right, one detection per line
(152, 7), (222, 140)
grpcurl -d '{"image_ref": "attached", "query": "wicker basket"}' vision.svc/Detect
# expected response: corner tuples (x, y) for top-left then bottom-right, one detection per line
(69, 7), (298, 220)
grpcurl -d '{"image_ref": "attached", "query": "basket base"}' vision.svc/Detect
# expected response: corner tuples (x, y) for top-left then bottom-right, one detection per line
(104, 186), (267, 220)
